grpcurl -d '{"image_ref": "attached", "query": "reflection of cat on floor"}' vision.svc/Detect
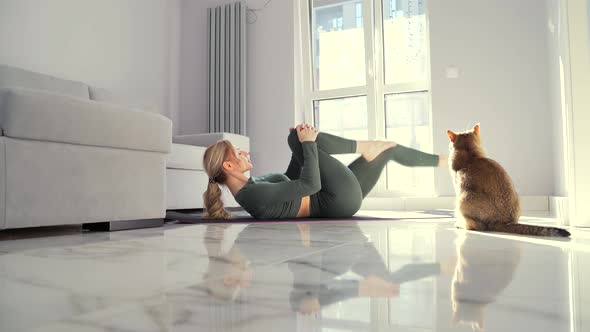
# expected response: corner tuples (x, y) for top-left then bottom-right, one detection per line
(451, 233), (522, 331)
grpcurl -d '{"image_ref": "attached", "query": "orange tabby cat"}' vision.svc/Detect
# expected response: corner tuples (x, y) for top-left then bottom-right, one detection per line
(447, 124), (570, 237)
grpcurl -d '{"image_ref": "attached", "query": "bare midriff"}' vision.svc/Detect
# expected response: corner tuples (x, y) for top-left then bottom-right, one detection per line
(296, 196), (311, 218)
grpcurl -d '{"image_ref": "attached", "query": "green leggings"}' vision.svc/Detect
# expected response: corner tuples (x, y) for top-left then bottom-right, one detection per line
(286, 130), (439, 218)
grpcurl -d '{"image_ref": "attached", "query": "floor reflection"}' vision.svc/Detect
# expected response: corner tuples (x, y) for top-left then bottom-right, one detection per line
(451, 233), (522, 331)
(196, 222), (578, 332)
(287, 223), (441, 316)
(0, 216), (587, 331)
(198, 222), (450, 331)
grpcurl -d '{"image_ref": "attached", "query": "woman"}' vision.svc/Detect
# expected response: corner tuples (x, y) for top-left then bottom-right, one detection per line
(202, 124), (446, 219)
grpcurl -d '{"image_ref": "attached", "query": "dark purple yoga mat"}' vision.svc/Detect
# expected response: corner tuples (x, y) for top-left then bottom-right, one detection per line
(165, 208), (453, 224)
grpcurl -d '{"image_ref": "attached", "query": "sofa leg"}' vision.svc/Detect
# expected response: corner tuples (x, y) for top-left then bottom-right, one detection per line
(82, 219), (164, 232)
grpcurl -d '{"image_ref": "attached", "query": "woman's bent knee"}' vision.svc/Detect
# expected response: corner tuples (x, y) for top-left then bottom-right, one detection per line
(287, 129), (299, 147)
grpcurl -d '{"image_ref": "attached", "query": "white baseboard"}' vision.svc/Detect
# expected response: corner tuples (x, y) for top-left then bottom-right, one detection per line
(361, 196), (550, 212)
(360, 197), (405, 211)
(404, 196), (455, 211)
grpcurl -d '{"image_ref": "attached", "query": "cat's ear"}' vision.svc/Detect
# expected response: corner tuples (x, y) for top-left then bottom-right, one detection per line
(447, 130), (457, 142)
(473, 123), (480, 136)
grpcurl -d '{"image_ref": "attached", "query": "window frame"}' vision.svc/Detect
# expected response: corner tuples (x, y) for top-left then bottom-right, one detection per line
(299, 0), (433, 196)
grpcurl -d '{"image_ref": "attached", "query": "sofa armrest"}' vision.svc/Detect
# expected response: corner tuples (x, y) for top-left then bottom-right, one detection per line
(173, 133), (250, 151)
(0, 87), (172, 153)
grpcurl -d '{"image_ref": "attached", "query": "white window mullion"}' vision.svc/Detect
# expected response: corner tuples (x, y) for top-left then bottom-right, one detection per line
(373, 0), (386, 140)
(382, 82), (429, 95)
(424, 0), (435, 156)
(371, 0), (388, 194)
(299, 0), (314, 124)
(363, 0), (377, 141)
(310, 86), (367, 100)
(425, 0), (434, 92)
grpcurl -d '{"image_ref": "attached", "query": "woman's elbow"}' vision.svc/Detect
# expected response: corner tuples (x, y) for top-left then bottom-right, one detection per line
(310, 182), (322, 194)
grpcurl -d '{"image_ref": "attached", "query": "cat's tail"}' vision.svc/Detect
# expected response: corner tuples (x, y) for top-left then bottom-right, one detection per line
(491, 223), (570, 237)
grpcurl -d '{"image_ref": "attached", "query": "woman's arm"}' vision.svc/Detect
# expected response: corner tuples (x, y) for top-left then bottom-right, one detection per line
(284, 154), (302, 180)
(239, 142), (321, 205)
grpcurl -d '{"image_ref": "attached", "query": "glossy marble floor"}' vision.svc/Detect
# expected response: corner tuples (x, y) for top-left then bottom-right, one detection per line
(0, 211), (589, 332)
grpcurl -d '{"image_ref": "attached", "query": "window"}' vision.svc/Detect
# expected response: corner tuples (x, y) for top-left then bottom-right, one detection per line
(355, 2), (363, 27)
(314, 96), (368, 141)
(300, 0), (432, 195)
(311, 1), (366, 90)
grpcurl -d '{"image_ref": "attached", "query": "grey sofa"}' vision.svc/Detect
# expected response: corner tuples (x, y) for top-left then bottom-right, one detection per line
(0, 65), (172, 230)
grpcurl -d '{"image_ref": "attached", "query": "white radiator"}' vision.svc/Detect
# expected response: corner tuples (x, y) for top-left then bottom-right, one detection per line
(208, 1), (247, 135)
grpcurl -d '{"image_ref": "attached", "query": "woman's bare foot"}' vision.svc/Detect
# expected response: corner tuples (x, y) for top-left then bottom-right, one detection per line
(357, 141), (397, 162)
(358, 275), (400, 297)
(438, 155), (449, 168)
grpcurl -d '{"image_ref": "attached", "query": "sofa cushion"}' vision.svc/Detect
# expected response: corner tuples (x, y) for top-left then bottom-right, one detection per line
(0, 65), (89, 99)
(89, 86), (160, 114)
(0, 88), (172, 153)
(167, 143), (205, 170)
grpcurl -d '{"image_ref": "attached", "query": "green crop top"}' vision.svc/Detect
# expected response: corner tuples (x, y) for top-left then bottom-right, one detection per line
(235, 141), (320, 219)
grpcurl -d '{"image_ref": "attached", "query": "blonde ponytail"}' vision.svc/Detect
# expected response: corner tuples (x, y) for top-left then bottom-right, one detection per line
(202, 140), (235, 219)
(203, 182), (232, 219)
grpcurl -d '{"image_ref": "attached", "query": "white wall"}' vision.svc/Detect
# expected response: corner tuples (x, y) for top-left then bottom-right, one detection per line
(179, 0), (296, 176)
(0, 0), (298, 177)
(245, 0), (296, 176)
(0, 0), (181, 133)
(429, 0), (555, 196)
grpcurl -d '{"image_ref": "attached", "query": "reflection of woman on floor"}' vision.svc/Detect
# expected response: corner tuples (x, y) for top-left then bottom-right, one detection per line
(202, 224), (252, 302)
(202, 222), (448, 314)
(202, 124), (446, 219)
(288, 223), (447, 315)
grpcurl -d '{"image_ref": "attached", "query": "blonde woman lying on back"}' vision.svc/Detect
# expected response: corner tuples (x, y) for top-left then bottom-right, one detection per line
(203, 124), (446, 220)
